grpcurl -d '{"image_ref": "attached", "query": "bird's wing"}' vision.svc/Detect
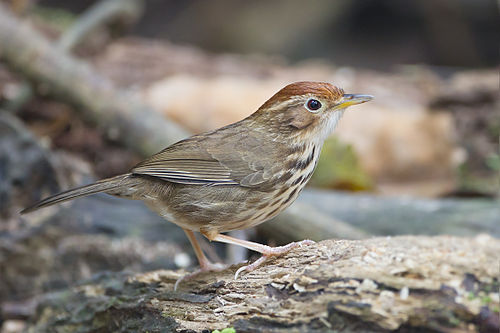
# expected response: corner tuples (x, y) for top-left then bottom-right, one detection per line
(131, 126), (282, 188)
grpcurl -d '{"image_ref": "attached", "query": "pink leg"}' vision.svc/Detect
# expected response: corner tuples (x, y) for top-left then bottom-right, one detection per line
(184, 229), (214, 270)
(175, 229), (226, 290)
(203, 232), (315, 279)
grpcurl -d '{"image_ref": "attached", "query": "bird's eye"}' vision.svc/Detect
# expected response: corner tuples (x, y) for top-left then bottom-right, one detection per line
(305, 99), (322, 112)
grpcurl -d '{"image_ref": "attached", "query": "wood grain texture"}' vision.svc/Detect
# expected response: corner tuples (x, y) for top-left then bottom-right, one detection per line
(29, 235), (500, 332)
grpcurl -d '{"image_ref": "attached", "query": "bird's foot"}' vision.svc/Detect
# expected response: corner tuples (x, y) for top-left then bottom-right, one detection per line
(174, 261), (227, 291)
(234, 239), (315, 279)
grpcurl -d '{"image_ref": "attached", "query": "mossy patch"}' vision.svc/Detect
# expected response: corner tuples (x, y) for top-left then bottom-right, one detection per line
(212, 328), (236, 333)
(310, 137), (373, 191)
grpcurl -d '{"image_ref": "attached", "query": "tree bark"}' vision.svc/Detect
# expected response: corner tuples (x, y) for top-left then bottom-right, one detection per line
(28, 235), (500, 332)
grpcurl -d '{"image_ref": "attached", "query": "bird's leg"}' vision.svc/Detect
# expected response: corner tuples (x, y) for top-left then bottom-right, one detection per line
(175, 229), (226, 290)
(202, 232), (315, 279)
(183, 229), (217, 270)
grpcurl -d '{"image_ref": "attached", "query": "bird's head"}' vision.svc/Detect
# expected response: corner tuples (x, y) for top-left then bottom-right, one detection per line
(250, 81), (373, 142)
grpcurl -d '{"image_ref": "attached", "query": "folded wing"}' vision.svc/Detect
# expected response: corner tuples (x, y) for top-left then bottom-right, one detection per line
(131, 126), (281, 188)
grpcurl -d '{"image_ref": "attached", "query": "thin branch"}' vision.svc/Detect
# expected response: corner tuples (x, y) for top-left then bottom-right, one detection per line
(57, 0), (143, 52)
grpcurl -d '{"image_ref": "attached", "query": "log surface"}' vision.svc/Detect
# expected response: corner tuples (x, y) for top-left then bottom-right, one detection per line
(29, 235), (500, 332)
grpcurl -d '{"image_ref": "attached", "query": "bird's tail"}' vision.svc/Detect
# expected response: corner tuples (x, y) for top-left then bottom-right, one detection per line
(21, 173), (133, 214)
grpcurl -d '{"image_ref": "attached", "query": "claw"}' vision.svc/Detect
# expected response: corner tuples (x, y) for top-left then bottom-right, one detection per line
(234, 266), (245, 280)
(234, 263), (248, 280)
(176, 239), (316, 286)
(174, 262), (227, 291)
(234, 256), (268, 280)
(233, 240), (315, 280)
(297, 239), (315, 247)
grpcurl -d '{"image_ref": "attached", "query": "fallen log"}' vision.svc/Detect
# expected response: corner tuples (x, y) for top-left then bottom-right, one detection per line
(28, 235), (500, 332)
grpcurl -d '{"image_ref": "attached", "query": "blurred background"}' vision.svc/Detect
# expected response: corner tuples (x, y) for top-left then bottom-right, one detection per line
(0, 0), (498, 331)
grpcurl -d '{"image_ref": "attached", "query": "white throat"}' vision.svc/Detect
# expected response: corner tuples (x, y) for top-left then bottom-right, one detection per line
(319, 109), (345, 142)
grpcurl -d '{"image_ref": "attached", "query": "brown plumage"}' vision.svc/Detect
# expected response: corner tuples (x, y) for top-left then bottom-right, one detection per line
(22, 81), (373, 288)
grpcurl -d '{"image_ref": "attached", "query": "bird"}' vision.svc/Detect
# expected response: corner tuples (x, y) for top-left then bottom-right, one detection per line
(21, 81), (373, 288)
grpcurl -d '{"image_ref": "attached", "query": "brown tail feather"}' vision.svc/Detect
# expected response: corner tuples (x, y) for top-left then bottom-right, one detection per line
(21, 174), (132, 214)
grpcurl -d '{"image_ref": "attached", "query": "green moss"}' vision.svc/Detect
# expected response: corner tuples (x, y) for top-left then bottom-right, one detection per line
(456, 163), (498, 195)
(310, 137), (373, 191)
(212, 328), (236, 333)
(448, 314), (460, 327)
(485, 154), (500, 172)
(481, 295), (492, 305)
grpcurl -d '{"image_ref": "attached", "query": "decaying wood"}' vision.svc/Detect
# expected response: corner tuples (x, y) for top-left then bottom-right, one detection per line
(0, 3), (189, 156)
(29, 235), (500, 332)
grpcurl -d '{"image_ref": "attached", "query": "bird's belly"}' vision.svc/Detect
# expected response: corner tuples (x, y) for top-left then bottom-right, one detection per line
(146, 184), (265, 232)
(144, 201), (197, 231)
(210, 181), (305, 232)
(149, 186), (272, 232)
(143, 172), (309, 233)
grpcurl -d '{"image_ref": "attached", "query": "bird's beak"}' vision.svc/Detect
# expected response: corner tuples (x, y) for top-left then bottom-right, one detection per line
(336, 94), (374, 109)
